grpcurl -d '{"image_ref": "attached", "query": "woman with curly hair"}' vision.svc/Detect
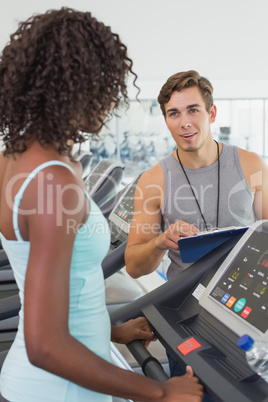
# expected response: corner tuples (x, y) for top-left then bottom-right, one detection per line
(0, 8), (203, 402)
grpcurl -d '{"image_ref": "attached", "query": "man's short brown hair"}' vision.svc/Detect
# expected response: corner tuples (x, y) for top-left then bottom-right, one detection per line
(157, 70), (214, 116)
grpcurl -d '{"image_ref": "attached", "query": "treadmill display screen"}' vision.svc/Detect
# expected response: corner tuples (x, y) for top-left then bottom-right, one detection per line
(86, 160), (113, 190)
(210, 231), (268, 333)
(112, 173), (143, 226)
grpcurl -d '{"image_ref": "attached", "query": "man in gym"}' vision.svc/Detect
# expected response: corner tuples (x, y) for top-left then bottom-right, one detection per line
(125, 70), (268, 280)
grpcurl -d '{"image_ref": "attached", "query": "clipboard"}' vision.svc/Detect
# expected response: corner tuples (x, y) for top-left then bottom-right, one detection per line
(178, 226), (249, 263)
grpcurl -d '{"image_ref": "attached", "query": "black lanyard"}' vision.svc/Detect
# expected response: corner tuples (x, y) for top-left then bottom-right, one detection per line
(176, 140), (220, 231)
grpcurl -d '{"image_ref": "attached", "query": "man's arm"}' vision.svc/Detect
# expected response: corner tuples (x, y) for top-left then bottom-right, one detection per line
(239, 149), (268, 220)
(125, 164), (199, 279)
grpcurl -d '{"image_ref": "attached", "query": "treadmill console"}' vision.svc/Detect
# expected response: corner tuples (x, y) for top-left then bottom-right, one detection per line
(108, 172), (143, 247)
(111, 174), (143, 228)
(85, 159), (124, 196)
(200, 220), (268, 341)
(126, 220), (268, 401)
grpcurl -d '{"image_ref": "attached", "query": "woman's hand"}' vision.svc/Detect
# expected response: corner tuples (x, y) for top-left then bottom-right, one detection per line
(160, 366), (204, 402)
(111, 317), (156, 347)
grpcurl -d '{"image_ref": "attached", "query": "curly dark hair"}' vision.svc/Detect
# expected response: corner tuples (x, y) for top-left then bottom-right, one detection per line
(0, 7), (138, 156)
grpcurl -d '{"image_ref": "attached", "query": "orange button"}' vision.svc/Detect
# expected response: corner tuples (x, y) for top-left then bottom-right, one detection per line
(226, 296), (236, 308)
(177, 337), (202, 355)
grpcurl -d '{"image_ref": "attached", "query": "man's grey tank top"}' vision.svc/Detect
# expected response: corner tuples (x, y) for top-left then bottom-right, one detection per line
(160, 143), (255, 280)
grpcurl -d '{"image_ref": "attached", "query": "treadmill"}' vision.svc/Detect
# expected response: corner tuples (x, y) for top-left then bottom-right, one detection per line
(86, 159), (125, 207)
(111, 221), (268, 401)
(75, 150), (93, 180)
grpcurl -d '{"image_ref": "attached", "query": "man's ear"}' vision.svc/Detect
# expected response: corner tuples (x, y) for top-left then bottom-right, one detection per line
(210, 104), (217, 123)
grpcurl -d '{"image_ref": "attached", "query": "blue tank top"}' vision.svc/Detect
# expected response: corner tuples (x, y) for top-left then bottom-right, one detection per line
(160, 144), (256, 279)
(0, 161), (112, 402)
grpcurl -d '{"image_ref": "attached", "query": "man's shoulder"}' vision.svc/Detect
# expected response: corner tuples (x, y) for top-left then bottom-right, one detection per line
(238, 147), (265, 165)
(238, 147), (267, 177)
(136, 163), (164, 197)
(140, 162), (164, 184)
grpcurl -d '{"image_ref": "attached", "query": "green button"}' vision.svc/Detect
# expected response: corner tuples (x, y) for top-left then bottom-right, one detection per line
(234, 298), (246, 312)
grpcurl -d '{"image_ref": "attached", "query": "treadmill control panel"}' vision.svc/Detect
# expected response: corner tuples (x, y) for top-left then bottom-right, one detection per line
(86, 160), (113, 190)
(108, 172), (144, 249)
(112, 173), (143, 226)
(85, 159), (124, 195)
(210, 230), (268, 333)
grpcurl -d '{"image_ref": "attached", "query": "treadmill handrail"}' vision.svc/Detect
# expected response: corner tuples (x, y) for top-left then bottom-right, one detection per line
(110, 235), (243, 325)
(102, 241), (127, 280)
(0, 294), (20, 320)
(115, 320), (169, 382)
(126, 339), (168, 382)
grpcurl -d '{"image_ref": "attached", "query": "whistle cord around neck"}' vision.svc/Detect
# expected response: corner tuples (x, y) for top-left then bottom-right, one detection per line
(176, 140), (220, 231)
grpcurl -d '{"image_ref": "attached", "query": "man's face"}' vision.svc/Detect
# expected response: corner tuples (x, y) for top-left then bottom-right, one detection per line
(164, 86), (216, 153)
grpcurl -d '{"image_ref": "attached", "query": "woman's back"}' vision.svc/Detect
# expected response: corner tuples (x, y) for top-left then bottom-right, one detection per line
(0, 144), (112, 401)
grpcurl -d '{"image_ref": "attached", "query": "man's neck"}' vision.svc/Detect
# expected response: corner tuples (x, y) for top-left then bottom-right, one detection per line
(175, 139), (222, 169)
